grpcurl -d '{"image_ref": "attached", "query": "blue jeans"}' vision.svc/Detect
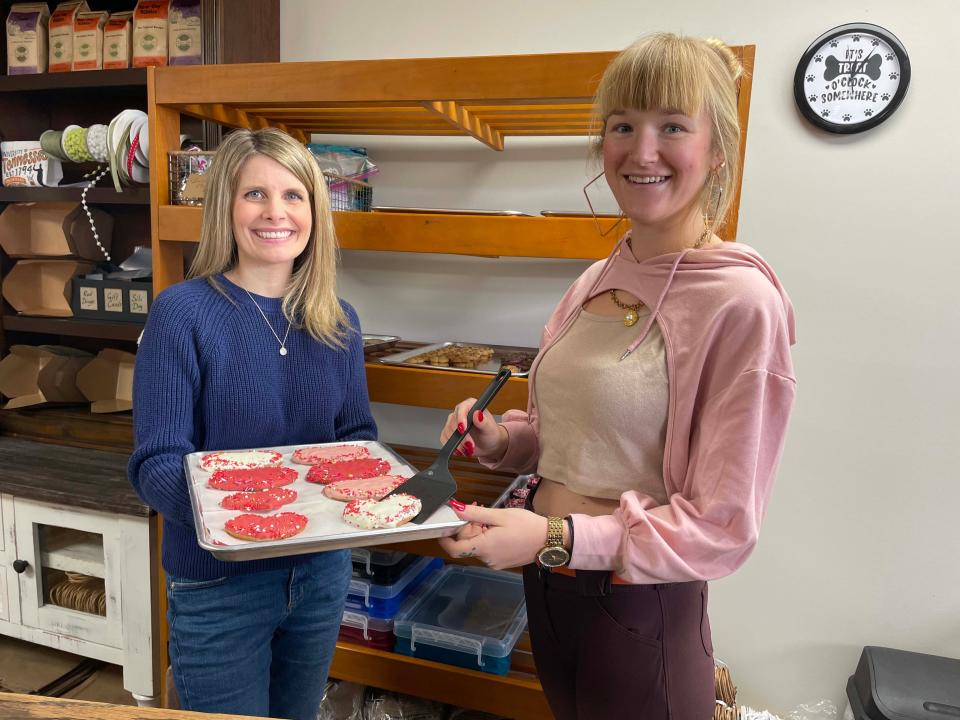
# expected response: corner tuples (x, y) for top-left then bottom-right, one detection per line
(166, 550), (351, 719)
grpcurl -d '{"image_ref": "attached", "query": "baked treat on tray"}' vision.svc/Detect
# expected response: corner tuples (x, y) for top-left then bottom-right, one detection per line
(342, 494), (421, 529)
(322, 475), (407, 501)
(225, 512), (308, 541)
(305, 457), (391, 484)
(291, 444), (370, 465)
(199, 449), (283, 472)
(208, 466), (298, 492)
(220, 488), (298, 512)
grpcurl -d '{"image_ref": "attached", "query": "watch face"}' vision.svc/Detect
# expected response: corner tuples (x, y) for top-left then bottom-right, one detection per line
(794, 23), (910, 134)
(537, 546), (571, 568)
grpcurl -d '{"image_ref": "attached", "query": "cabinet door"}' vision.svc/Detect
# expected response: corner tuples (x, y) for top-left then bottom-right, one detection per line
(13, 498), (122, 649)
(0, 494), (18, 624)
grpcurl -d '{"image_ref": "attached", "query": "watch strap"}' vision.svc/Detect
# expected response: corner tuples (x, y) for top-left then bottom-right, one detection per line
(546, 516), (564, 548)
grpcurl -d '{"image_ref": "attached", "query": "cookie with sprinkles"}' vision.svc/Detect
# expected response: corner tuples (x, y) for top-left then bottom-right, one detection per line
(292, 444), (371, 465)
(199, 449), (283, 472)
(342, 493), (421, 529)
(220, 487), (298, 512)
(322, 474), (406, 501)
(305, 457), (391, 484)
(225, 512), (308, 541)
(208, 466), (298, 492)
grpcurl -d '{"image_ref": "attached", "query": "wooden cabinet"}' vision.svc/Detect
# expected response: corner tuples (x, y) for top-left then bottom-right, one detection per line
(146, 48), (756, 717)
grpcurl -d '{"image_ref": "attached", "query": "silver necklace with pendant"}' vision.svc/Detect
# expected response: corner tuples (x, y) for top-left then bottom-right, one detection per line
(244, 289), (292, 356)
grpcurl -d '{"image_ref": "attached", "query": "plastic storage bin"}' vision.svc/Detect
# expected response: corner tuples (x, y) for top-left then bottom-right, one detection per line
(339, 608), (395, 651)
(845, 645), (960, 720)
(351, 546), (418, 583)
(346, 555), (442, 619)
(393, 566), (527, 675)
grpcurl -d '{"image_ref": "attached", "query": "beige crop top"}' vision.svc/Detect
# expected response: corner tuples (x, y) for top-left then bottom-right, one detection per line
(535, 307), (669, 503)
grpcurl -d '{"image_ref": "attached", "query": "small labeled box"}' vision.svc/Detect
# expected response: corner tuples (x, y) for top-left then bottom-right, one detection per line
(72, 276), (152, 323)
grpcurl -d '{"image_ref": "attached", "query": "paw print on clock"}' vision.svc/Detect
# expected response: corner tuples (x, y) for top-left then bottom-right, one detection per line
(808, 94), (817, 103)
(881, 92), (891, 101)
(842, 114), (852, 122)
(889, 72), (899, 80)
(885, 53), (894, 61)
(852, 35), (861, 42)
(829, 40), (839, 48)
(871, 39), (880, 46)
(806, 74), (815, 82)
(814, 54), (823, 62)
(863, 108), (874, 117)
(821, 109), (830, 118)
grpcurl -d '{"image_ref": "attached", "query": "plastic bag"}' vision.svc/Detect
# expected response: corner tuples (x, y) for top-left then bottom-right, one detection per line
(315, 679), (365, 720)
(363, 688), (448, 720)
(308, 143), (377, 180)
(786, 700), (839, 720)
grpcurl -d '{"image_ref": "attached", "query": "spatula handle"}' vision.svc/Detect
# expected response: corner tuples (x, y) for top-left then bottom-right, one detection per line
(438, 367), (512, 460)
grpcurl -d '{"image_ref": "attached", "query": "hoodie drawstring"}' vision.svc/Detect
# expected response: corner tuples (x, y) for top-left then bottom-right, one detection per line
(619, 249), (690, 361)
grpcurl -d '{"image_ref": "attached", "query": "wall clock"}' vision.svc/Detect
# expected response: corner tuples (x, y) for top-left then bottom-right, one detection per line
(794, 23), (910, 134)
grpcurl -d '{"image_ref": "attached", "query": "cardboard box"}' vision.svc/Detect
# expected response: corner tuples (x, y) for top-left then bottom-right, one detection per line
(72, 9), (107, 71)
(76, 348), (134, 413)
(0, 345), (92, 409)
(72, 276), (152, 323)
(6, 3), (50, 75)
(0, 202), (113, 260)
(2, 259), (94, 317)
(103, 11), (133, 69)
(48, 1), (88, 72)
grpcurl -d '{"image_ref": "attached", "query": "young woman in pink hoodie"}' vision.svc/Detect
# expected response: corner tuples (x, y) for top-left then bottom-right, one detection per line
(438, 33), (796, 720)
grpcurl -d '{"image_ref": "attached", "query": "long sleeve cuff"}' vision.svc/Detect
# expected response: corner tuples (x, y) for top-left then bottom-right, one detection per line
(567, 512), (623, 571)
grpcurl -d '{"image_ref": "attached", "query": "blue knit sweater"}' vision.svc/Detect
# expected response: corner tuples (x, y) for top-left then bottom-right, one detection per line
(128, 274), (377, 579)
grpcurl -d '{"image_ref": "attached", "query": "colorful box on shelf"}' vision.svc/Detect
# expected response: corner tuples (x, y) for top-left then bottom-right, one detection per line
(0, 344), (92, 409)
(393, 566), (528, 676)
(346, 555), (443, 620)
(3, 259), (93, 317)
(351, 547), (419, 583)
(72, 275), (151, 323)
(0, 202), (113, 260)
(339, 608), (395, 651)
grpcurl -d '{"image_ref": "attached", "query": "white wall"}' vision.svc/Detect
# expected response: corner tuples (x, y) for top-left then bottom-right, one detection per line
(280, 1), (960, 713)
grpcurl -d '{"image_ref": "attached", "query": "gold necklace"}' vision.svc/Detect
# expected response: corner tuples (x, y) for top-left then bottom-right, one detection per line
(609, 289), (644, 327)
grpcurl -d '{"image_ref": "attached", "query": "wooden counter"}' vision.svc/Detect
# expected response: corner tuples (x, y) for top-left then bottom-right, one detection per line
(0, 692), (259, 719)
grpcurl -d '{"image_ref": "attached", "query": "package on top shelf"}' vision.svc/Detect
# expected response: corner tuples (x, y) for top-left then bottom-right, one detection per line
(48, 1), (88, 73)
(71, 10), (108, 71)
(168, 0), (201, 65)
(5, 3), (49, 75)
(131, 0), (169, 68)
(103, 11), (133, 70)
(0, 344), (92, 409)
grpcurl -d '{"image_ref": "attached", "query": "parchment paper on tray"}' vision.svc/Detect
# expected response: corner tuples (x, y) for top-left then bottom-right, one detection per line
(184, 440), (463, 562)
(379, 342), (537, 377)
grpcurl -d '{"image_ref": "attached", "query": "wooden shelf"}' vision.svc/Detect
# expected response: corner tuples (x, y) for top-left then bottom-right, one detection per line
(0, 68), (146, 93)
(41, 527), (106, 577)
(366, 363), (527, 413)
(0, 186), (150, 205)
(2, 316), (143, 342)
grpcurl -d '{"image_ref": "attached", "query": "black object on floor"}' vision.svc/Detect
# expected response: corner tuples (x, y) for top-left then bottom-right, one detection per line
(30, 658), (106, 698)
(847, 645), (960, 719)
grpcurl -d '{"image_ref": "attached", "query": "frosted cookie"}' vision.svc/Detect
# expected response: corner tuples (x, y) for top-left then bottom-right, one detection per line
(292, 444), (370, 465)
(220, 488), (298, 512)
(224, 512), (307, 541)
(322, 474), (406, 501)
(208, 466), (298, 492)
(306, 458), (391, 484)
(199, 450), (283, 472)
(342, 494), (421, 529)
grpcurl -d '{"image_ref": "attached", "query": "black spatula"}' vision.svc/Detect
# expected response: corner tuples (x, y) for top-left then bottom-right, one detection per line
(389, 367), (513, 523)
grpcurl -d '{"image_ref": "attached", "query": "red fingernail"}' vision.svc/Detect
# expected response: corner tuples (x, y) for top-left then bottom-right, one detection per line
(465, 441), (475, 456)
(477, 411), (484, 423)
(457, 422), (465, 433)
(449, 499), (466, 511)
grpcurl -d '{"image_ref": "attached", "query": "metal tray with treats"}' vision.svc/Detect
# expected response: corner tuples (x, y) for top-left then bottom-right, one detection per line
(362, 333), (401, 352)
(372, 206), (532, 216)
(378, 342), (538, 377)
(184, 441), (463, 561)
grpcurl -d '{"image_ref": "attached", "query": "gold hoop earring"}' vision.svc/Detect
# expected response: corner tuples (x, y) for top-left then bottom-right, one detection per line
(582, 171), (626, 237)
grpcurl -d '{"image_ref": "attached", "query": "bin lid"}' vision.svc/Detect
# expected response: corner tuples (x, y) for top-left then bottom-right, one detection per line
(848, 646), (960, 720)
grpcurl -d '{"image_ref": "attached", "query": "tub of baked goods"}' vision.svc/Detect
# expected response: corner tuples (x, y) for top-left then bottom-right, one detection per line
(361, 333), (400, 352)
(393, 566), (528, 675)
(379, 342), (537, 377)
(183, 441), (463, 561)
(347, 555), (443, 619)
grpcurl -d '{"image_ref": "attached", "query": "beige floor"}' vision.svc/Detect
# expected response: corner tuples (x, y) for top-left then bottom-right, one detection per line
(0, 635), (135, 706)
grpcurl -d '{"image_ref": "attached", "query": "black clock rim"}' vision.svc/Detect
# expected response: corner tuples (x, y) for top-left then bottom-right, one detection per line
(793, 22), (911, 134)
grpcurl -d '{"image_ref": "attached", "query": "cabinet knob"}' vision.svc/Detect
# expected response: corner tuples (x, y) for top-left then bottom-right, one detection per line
(12, 559), (29, 574)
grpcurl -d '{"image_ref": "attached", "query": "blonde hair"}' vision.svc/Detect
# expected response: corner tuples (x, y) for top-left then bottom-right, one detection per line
(592, 33), (744, 231)
(189, 127), (348, 347)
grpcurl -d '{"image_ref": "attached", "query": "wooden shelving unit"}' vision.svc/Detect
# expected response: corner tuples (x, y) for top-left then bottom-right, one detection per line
(0, 187), (150, 205)
(2, 316), (143, 342)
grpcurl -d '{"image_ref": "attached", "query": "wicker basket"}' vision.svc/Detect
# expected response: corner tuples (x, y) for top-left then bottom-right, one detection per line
(46, 570), (106, 616)
(323, 172), (372, 212)
(714, 663), (738, 719)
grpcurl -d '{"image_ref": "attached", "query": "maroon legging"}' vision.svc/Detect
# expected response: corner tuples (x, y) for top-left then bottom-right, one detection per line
(523, 494), (715, 719)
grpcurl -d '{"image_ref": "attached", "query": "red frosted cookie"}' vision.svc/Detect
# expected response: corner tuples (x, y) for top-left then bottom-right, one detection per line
(209, 466), (298, 492)
(225, 512), (308, 541)
(322, 474), (406, 501)
(342, 494), (421, 529)
(306, 457), (391, 484)
(292, 444), (370, 465)
(220, 488), (298, 512)
(199, 450), (283, 472)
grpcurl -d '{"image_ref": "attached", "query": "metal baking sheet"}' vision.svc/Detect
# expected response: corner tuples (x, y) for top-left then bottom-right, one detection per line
(372, 206), (532, 216)
(362, 333), (400, 352)
(378, 342), (537, 377)
(540, 210), (621, 218)
(184, 440), (464, 562)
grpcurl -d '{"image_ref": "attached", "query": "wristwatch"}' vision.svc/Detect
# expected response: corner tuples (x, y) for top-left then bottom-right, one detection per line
(536, 516), (571, 568)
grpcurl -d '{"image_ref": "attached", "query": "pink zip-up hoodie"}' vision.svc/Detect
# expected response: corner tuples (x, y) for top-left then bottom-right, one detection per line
(481, 235), (797, 584)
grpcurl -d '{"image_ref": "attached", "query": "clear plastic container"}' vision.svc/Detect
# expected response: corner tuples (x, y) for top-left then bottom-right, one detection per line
(351, 546), (418, 583)
(345, 555), (443, 619)
(339, 608), (395, 650)
(393, 566), (527, 675)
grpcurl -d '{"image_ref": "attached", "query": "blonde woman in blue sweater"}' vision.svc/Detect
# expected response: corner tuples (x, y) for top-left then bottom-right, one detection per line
(129, 128), (376, 719)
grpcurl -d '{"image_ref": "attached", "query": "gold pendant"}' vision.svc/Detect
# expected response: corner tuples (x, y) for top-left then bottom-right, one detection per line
(624, 310), (638, 327)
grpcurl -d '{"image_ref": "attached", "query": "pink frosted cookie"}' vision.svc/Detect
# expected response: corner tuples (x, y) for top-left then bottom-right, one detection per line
(342, 493), (421, 529)
(292, 444), (370, 465)
(220, 488), (298, 512)
(322, 474), (406, 501)
(208, 466), (298, 492)
(306, 458), (391, 484)
(225, 512), (307, 541)
(199, 450), (283, 472)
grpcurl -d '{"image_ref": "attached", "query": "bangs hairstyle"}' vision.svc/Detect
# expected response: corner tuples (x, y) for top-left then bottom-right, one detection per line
(189, 127), (348, 348)
(592, 33), (744, 231)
